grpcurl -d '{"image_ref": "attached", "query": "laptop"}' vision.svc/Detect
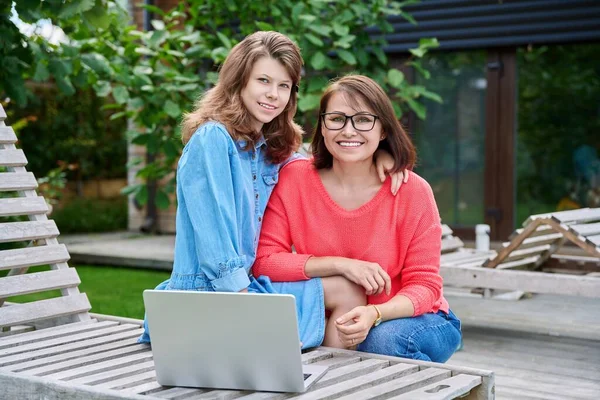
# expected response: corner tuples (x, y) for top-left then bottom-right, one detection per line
(143, 290), (329, 393)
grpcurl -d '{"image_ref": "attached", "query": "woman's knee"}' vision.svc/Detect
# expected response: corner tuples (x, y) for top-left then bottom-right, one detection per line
(358, 315), (461, 362)
(322, 276), (365, 309)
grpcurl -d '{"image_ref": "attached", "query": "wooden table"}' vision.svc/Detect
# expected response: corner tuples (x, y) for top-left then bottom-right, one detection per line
(0, 317), (494, 400)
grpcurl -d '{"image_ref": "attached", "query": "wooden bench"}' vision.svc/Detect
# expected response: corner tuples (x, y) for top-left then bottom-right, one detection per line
(439, 213), (600, 298)
(0, 104), (494, 399)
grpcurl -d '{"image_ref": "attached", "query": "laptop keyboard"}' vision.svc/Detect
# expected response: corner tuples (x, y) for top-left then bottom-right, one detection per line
(303, 373), (312, 381)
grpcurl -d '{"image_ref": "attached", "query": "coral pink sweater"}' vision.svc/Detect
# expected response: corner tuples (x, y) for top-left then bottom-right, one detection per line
(254, 160), (449, 316)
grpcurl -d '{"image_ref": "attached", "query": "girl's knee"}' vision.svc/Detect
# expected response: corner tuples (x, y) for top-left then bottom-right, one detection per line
(322, 276), (365, 309)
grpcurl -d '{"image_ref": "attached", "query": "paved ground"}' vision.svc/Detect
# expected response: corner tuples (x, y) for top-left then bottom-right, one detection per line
(62, 232), (174, 270)
(61, 231), (600, 341)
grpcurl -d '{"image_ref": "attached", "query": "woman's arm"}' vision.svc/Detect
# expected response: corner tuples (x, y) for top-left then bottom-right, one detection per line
(179, 125), (251, 292)
(253, 174), (312, 281)
(335, 184), (443, 345)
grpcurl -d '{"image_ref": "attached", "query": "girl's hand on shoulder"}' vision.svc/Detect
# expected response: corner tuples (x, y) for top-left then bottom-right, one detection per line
(338, 259), (391, 296)
(374, 150), (409, 196)
(335, 305), (379, 348)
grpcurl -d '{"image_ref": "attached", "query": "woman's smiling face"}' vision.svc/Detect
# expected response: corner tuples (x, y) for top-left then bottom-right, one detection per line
(321, 92), (383, 165)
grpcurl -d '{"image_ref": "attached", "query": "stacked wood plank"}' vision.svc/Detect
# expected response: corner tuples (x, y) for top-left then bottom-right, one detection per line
(485, 208), (600, 270)
(0, 104), (494, 398)
(0, 105), (91, 332)
(439, 211), (600, 298)
(440, 225), (496, 268)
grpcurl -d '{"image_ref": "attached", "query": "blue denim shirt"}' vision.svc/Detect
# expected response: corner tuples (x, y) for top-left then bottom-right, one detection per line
(165, 121), (295, 292)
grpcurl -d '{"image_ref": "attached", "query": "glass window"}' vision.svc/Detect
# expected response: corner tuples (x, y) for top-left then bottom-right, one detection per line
(413, 52), (487, 226)
(516, 44), (600, 226)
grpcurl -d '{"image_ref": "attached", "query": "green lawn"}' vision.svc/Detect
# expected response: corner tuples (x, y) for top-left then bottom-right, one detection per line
(6, 265), (170, 320)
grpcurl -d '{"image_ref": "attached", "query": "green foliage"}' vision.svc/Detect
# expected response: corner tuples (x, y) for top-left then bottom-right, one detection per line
(11, 86), (127, 181)
(3, 0), (439, 209)
(37, 166), (67, 206)
(516, 43), (600, 220)
(52, 197), (128, 233)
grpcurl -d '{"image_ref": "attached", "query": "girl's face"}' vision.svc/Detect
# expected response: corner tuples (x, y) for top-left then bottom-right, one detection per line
(240, 57), (293, 133)
(321, 92), (383, 166)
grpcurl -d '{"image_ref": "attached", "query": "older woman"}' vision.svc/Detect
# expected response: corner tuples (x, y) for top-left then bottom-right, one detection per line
(253, 75), (461, 362)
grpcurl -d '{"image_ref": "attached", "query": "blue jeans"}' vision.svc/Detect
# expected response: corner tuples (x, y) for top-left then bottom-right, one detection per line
(357, 309), (461, 363)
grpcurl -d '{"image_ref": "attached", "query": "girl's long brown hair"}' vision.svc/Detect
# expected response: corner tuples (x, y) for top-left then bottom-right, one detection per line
(182, 31), (303, 163)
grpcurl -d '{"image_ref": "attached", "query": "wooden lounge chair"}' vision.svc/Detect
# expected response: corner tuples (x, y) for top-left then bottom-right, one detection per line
(0, 105), (494, 399)
(440, 225), (497, 269)
(440, 212), (600, 298)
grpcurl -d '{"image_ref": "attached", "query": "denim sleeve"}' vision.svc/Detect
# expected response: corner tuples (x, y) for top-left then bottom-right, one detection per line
(280, 151), (306, 169)
(178, 124), (250, 292)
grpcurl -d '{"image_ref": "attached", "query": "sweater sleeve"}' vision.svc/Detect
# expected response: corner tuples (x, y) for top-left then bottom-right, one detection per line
(253, 165), (312, 281)
(396, 184), (443, 316)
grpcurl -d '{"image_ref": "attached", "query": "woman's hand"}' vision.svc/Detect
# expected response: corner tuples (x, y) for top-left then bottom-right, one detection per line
(374, 150), (409, 195)
(337, 259), (391, 296)
(335, 305), (379, 347)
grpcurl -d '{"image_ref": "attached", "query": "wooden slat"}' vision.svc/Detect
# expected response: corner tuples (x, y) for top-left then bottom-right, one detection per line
(22, 344), (150, 379)
(0, 324), (137, 358)
(0, 370), (153, 400)
(2, 336), (142, 373)
(293, 363), (419, 399)
(42, 351), (153, 380)
(0, 320), (107, 350)
(0, 244), (70, 270)
(441, 237), (464, 253)
(390, 373), (481, 399)
(302, 349), (333, 364)
(441, 250), (496, 266)
(96, 369), (157, 391)
(66, 360), (155, 385)
(121, 379), (165, 395)
(586, 234), (600, 247)
(0, 127), (17, 144)
(496, 255), (540, 270)
(550, 208), (600, 224)
(509, 224), (554, 240)
(0, 105), (6, 120)
(502, 233), (563, 249)
(525, 209), (591, 225)
(0, 149), (27, 167)
(0, 294), (90, 328)
(440, 264), (600, 298)
(152, 387), (207, 398)
(312, 354), (360, 370)
(441, 225), (453, 237)
(0, 269), (81, 298)
(0, 220), (59, 243)
(569, 222), (600, 237)
(0, 196), (48, 217)
(442, 255), (494, 267)
(0, 172), (38, 191)
(502, 245), (551, 263)
(336, 368), (451, 400)
(314, 359), (390, 390)
(0, 328), (144, 368)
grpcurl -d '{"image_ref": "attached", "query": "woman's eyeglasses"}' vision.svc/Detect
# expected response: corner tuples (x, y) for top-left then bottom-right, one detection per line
(320, 112), (379, 132)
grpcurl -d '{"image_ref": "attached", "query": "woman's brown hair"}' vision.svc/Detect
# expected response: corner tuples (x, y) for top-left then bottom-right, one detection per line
(182, 31), (303, 163)
(311, 75), (416, 172)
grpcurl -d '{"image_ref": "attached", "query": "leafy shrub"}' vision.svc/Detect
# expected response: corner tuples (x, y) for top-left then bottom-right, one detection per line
(10, 86), (127, 181)
(52, 197), (128, 233)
